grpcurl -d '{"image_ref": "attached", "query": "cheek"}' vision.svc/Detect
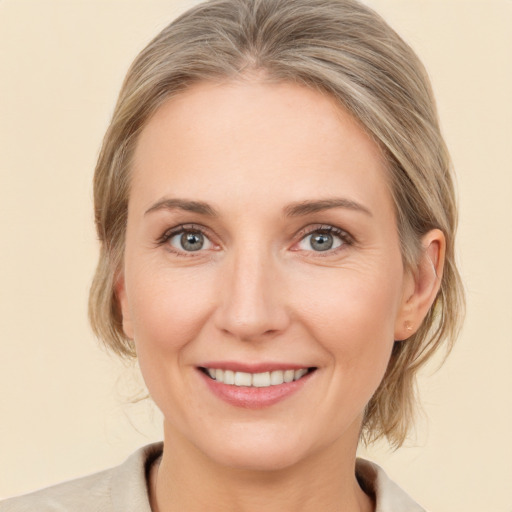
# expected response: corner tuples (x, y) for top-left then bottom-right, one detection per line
(127, 264), (215, 358)
(125, 264), (219, 416)
(293, 266), (402, 389)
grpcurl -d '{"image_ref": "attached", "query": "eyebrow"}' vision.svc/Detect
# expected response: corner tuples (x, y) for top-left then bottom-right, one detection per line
(144, 198), (218, 217)
(144, 196), (372, 218)
(283, 198), (372, 217)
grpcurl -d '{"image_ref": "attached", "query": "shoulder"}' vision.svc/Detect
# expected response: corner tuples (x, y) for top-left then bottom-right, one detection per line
(356, 458), (428, 512)
(0, 468), (115, 512)
(0, 443), (163, 512)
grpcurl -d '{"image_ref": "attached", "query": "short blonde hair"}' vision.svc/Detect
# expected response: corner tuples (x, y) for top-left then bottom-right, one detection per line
(89, 0), (464, 447)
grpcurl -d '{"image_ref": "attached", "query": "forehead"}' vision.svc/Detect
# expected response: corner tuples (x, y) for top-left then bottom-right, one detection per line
(130, 79), (392, 218)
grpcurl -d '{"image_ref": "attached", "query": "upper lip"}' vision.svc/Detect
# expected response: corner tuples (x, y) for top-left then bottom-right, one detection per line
(198, 361), (315, 373)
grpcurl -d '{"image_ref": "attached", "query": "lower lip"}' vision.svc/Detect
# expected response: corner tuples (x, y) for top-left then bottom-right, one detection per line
(199, 369), (314, 409)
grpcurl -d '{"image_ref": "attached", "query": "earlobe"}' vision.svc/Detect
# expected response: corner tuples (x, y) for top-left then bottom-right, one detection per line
(115, 273), (134, 340)
(394, 229), (445, 341)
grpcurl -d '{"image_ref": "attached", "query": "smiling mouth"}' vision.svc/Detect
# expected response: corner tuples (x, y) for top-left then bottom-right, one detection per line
(199, 367), (317, 388)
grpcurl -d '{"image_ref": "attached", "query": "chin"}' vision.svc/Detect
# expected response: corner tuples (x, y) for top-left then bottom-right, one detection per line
(208, 441), (308, 472)
(189, 421), (324, 473)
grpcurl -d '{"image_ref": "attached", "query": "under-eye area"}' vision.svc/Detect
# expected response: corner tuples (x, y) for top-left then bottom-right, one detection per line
(199, 367), (318, 387)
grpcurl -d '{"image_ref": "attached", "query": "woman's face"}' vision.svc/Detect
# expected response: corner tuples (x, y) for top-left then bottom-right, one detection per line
(118, 80), (415, 470)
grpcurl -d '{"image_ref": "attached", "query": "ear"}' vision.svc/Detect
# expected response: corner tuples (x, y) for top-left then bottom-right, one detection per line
(115, 273), (134, 340)
(394, 229), (445, 341)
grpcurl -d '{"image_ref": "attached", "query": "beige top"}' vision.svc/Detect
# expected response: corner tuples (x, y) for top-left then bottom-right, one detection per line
(0, 443), (426, 512)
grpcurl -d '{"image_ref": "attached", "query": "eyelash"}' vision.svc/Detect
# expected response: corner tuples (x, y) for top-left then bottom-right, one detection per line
(156, 223), (354, 257)
(156, 223), (215, 257)
(294, 224), (354, 256)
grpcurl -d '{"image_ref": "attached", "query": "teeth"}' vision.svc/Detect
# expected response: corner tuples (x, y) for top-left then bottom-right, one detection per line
(224, 370), (235, 385)
(234, 371), (252, 386)
(205, 368), (312, 387)
(294, 368), (308, 380)
(284, 369), (295, 383)
(270, 370), (284, 385)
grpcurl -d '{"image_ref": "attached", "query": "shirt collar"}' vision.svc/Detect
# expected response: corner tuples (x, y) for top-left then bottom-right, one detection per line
(356, 458), (427, 512)
(110, 443), (426, 512)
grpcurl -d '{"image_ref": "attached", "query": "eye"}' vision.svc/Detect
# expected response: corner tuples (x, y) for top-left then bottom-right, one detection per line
(164, 227), (214, 253)
(296, 226), (348, 253)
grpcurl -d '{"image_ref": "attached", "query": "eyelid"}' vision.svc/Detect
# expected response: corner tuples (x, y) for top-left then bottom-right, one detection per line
(156, 222), (354, 256)
(156, 223), (219, 253)
(291, 224), (355, 253)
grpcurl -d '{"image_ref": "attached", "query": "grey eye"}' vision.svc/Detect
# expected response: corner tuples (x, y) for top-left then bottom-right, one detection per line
(297, 230), (343, 252)
(169, 231), (212, 252)
(181, 232), (204, 251)
(310, 232), (334, 251)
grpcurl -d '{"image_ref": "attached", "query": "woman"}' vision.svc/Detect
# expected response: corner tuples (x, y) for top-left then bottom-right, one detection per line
(1, 0), (464, 510)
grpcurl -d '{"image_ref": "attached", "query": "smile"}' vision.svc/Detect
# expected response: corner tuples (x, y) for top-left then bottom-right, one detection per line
(201, 367), (315, 388)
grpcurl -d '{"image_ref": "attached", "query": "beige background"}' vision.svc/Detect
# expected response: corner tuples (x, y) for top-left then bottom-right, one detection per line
(1, 0), (511, 510)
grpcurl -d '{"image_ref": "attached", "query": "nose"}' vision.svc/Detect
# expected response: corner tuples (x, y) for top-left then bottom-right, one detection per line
(213, 248), (290, 342)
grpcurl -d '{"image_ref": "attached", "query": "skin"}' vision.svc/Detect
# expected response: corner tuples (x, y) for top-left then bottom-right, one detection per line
(117, 79), (444, 512)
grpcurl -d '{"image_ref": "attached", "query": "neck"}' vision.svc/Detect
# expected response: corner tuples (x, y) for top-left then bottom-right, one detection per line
(150, 422), (374, 512)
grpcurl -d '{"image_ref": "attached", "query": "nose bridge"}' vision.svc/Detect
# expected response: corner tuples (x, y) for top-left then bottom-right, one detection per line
(215, 242), (288, 341)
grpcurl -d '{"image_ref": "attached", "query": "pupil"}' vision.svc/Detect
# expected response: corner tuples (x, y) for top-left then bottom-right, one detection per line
(311, 233), (333, 251)
(181, 232), (204, 251)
